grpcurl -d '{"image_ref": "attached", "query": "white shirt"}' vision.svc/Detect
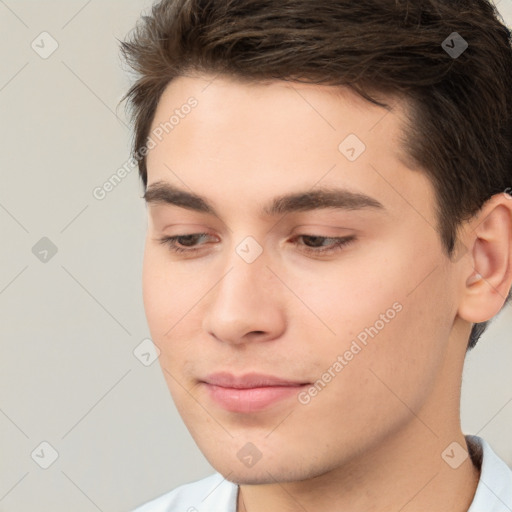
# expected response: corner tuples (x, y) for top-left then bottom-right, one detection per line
(132, 435), (512, 512)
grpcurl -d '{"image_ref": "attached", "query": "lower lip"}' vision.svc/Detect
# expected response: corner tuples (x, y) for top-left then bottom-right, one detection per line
(203, 383), (308, 413)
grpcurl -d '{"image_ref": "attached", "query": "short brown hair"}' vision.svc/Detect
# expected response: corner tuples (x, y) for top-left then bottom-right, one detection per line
(120, 0), (512, 349)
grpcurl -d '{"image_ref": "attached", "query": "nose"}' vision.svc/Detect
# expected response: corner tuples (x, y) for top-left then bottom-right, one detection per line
(201, 247), (287, 346)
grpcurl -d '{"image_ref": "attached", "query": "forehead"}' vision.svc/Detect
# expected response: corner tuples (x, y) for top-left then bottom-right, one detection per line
(145, 74), (435, 227)
(148, 73), (410, 158)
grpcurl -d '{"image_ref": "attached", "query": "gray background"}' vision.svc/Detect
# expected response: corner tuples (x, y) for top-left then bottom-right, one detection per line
(0, 1), (511, 511)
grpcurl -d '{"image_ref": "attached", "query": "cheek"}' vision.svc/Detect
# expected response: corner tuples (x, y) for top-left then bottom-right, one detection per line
(142, 244), (193, 341)
(287, 270), (452, 455)
(141, 243), (214, 369)
(142, 244), (169, 333)
(295, 242), (452, 400)
(282, 248), (402, 350)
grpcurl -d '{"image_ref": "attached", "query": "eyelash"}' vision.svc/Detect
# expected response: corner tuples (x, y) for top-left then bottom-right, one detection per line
(157, 233), (356, 256)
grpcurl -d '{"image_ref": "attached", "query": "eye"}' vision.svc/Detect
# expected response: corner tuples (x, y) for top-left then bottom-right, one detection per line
(157, 233), (356, 256)
(292, 234), (356, 255)
(158, 233), (214, 254)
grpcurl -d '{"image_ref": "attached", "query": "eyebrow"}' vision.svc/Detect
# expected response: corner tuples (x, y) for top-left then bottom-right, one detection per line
(143, 181), (385, 217)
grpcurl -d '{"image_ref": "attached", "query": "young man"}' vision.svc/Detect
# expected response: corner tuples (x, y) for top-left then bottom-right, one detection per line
(121, 0), (512, 510)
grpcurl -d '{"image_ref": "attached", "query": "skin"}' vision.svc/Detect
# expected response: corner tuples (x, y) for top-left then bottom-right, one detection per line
(141, 73), (512, 512)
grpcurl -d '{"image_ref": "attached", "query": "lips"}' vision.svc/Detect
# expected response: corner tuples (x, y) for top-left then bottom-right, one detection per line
(200, 372), (310, 413)
(203, 372), (308, 388)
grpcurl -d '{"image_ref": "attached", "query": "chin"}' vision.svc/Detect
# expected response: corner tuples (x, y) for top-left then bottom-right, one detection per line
(205, 452), (323, 486)
(221, 467), (305, 486)
(224, 471), (278, 485)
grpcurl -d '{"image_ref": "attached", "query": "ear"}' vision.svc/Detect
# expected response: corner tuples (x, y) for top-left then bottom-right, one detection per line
(457, 192), (512, 324)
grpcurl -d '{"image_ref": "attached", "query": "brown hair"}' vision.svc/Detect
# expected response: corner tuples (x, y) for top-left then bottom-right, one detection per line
(120, 0), (512, 350)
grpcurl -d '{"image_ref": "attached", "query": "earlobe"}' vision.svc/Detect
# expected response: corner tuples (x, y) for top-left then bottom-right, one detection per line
(457, 196), (512, 324)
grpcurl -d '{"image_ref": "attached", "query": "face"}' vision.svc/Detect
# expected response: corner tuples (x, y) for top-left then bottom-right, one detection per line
(142, 74), (461, 484)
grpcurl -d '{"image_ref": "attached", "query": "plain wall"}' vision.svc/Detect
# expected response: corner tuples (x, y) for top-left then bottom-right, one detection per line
(0, 1), (511, 510)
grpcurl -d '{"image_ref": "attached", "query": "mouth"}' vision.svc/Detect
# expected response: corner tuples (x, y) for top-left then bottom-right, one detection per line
(200, 372), (311, 413)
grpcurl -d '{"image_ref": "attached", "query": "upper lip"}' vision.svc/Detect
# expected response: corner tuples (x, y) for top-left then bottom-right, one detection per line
(202, 372), (309, 389)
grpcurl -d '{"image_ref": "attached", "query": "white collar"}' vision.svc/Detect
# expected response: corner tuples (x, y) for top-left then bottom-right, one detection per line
(466, 435), (512, 511)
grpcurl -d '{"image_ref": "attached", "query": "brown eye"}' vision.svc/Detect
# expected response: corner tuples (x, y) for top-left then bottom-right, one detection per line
(293, 235), (356, 255)
(158, 233), (213, 253)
